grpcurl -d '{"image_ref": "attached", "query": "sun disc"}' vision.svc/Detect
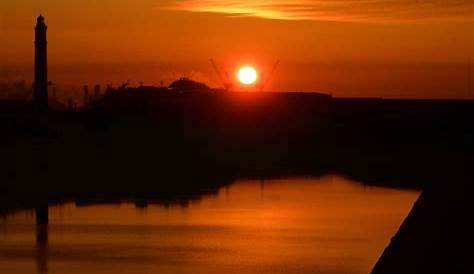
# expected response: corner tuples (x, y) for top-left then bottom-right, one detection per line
(238, 66), (258, 85)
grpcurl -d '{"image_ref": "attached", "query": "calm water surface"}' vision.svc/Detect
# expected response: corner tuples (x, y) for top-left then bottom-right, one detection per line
(0, 176), (419, 274)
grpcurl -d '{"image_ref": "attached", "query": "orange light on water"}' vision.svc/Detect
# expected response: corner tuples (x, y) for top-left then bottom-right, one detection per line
(237, 66), (258, 85)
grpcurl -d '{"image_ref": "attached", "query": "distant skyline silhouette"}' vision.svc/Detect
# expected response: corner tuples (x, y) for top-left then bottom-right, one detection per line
(0, 1), (473, 99)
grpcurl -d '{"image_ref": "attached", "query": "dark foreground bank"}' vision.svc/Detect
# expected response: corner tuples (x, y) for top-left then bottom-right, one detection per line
(1, 90), (473, 273)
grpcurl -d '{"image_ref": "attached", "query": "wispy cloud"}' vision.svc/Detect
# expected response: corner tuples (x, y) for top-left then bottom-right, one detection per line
(160, 0), (474, 22)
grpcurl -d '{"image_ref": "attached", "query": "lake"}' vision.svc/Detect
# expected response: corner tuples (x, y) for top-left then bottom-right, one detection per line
(0, 176), (419, 274)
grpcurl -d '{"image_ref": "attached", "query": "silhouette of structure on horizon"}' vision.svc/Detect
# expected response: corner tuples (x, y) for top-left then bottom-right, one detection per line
(94, 84), (101, 100)
(34, 15), (48, 107)
(169, 77), (211, 92)
(83, 85), (89, 107)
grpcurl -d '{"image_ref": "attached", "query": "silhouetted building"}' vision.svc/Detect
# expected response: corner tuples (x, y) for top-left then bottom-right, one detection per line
(169, 78), (211, 93)
(34, 15), (48, 107)
(67, 98), (77, 111)
(94, 84), (101, 100)
(83, 85), (89, 106)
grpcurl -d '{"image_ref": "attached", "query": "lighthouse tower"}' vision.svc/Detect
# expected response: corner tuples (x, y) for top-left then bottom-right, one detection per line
(34, 15), (48, 106)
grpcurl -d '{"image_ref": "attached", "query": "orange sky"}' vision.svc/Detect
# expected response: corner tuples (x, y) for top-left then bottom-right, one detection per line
(1, 0), (473, 98)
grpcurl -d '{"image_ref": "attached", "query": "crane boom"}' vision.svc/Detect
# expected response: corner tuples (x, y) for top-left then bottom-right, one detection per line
(261, 60), (280, 92)
(210, 59), (226, 89)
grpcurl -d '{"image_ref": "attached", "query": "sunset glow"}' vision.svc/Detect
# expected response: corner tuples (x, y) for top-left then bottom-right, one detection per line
(0, 2), (472, 274)
(163, 0), (474, 22)
(238, 66), (258, 85)
(0, 1), (473, 99)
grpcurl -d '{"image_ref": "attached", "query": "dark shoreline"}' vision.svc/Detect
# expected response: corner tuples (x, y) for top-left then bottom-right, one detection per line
(1, 91), (473, 273)
(1, 91), (471, 209)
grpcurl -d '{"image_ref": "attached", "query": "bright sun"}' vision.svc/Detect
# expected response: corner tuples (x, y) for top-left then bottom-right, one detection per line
(237, 66), (258, 85)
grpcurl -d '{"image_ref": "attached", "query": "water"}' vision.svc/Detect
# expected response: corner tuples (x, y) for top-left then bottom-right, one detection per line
(0, 176), (419, 274)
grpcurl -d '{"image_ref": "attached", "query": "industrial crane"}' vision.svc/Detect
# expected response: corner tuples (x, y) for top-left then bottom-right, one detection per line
(210, 59), (233, 91)
(259, 60), (280, 92)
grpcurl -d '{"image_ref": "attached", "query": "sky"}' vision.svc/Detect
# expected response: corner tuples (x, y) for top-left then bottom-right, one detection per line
(0, 0), (473, 99)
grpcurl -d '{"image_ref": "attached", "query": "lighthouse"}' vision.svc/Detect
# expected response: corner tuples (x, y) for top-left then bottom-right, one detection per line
(34, 15), (48, 107)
